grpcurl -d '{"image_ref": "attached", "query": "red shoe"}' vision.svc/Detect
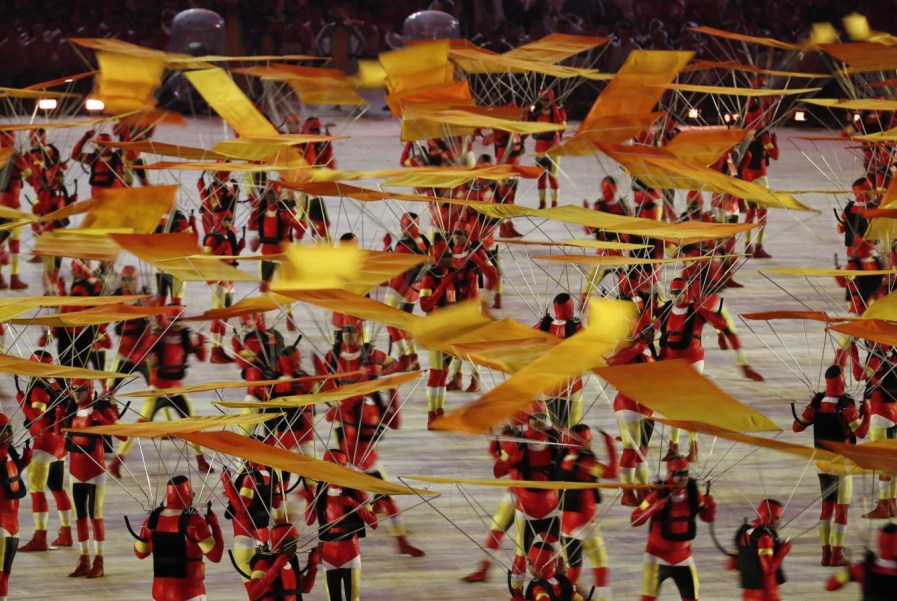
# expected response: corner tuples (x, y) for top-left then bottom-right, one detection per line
(52, 526), (73, 547)
(621, 489), (640, 507)
(753, 245), (772, 259)
(717, 332), (729, 350)
(741, 365), (765, 382)
(551, 200), (558, 208)
(27, 255), (42, 264)
(196, 455), (215, 474)
(86, 555), (104, 578)
(744, 244), (754, 257)
(9, 275), (28, 290)
(466, 375), (481, 394)
(446, 373), (462, 392)
(209, 347), (231, 364)
(19, 530), (48, 552)
(462, 560), (490, 582)
(427, 409), (444, 430)
(830, 546), (848, 566)
(396, 536), (426, 557)
(863, 499), (892, 519)
(725, 278), (744, 289)
(538, 200), (546, 210)
(108, 455), (123, 479)
(69, 555), (91, 577)
(821, 545), (832, 566)
(661, 442), (679, 461)
(286, 315), (297, 332)
(492, 293), (502, 309)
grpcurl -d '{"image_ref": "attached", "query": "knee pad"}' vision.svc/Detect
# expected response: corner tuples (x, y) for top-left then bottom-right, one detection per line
(27, 460), (49, 493)
(820, 500), (835, 521)
(835, 503), (849, 524)
(427, 369), (446, 387)
(7, 240), (19, 254)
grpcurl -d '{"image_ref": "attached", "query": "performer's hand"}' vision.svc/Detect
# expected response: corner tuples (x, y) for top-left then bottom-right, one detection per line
(84, 130), (96, 138)
(778, 538), (792, 557)
(383, 233), (392, 250)
(250, 237), (260, 252)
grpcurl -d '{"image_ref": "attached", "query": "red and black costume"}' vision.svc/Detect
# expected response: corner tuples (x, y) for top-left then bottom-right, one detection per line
(0, 413), (31, 600)
(246, 523), (319, 601)
(631, 456), (716, 601)
(70, 131), (127, 196)
(18, 351), (72, 552)
(197, 170), (239, 236)
(155, 210), (196, 306)
(53, 260), (105, 370)
(0, 132), (31, 290)
(252, 189), (305, 292)
(740, 125), (779, 259)
(524, 90), (566, 208)
(825, 523), (897, 598)
(793, 364), (869, 567)
(383, 213), (429, 371)
(732, 499), (790, 601)
(524, 541), (585, 601)
(203, 211), (245, 363)
(534, 293), (585, 426)
(134, 476), (224, 601)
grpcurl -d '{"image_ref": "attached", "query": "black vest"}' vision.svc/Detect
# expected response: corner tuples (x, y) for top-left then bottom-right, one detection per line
(736, 523), (786, 590)
(146, 506), (202, 579)
(248, 551), (304, 601)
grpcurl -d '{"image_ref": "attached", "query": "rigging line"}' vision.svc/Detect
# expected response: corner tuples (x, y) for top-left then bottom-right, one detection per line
(737, 316), (813, 389)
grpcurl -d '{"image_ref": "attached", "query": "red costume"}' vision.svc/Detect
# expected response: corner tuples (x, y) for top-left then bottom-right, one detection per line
(134, 476), (224, 601)
(203, 211), (245, 362)
(631, 456), (716, 601)
(534, 293), (585, 426)
(524, 541), (584, 601)
(0, 132), (31, 290)
(740, 125), (779, 259)
(197, 170), (239, 235)
(70, 131), (127, 196)
(0, 413), (31, 600)
(252, 189), (305, 291)
(383, 213), (429, 370)
(110, 266), (154, 386)
(62, 379), (123, 578)
(732, 499), (790, 601)
(825, 523), (897, 597)
(793, 365), (869, 567)
(246, 523), (319, 601)
(525, 90), (566, 208)
(18, 350), (73, 552)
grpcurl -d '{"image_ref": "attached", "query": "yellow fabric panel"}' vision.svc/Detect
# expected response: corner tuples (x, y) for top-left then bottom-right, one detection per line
(109, 233), (200, 263)
(688, 26), (801, 50)
(287, 79), (366, 107)
(551, 113), (666, 155)
(279, 180), (444, 204)
(857, 126), (897, 142)
(403, 475), (644, 490)
(861, 290), (897, 321)
(819, 42), (897, 73)
(819, 440), (897, 473)
(9, 303), (179, 327)
(861, 216), (897, 241)
(432, 299), (634, 434)
(444, 319), (560, 374)
(663, 129), (748, 166)
(345, 250), (430, 296)
(399, 118), (475, 143)
(503, 33), (608, 63)
(70, 38), (175, 58)
(654, 83), (820, 96)
(23, 70), (97, 90)
(762, 267), (897, 277)
(580, 50), (693, 133)
(383, 164), (542, 188)
(79, 186), (178, 234)
(804, 98), (897, 111)
(153, 257), (256, 283)
(402, 106), (566, 135)
(215, 371), (422, 408)
(178, 430), (432, 496)
(0, 354), (130, 379)
(595, 359), (780, 432)
(273, 244), (366, 291)
(122, 374), (342, 398)
(0, 88), (79, 99)
(538, 254), (724, 266)
(64, 413), (280, 437)
(96, 140), (228, 161)
(184, 68), (278, 138)
(284, 289), (418, 332)
(347, 59), (387, 89)
(597, 143), (812, 211)
(828, 320), (897, 346)
(232, 63), (346, 81)
(380, 40), (450, 78)
(181, 294), (295, 322)
(0, 295), (146, 323)
(449, 47), (602, 78)
(409, 301), (494, 349)
(682, 59), (828, 79)
(386, 80), (474, 117)
(213, 136), (344, 161)
(0, 114), (123, 132)
(386, 64), (455, 97)
(95, 51), (165, 114)
(144, 161), (294, 173)
(33, 230), (122, 262)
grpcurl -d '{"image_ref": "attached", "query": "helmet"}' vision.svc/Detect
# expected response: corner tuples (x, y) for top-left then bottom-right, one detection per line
(552, 292), (575, 322)
(270, 523), (299, 552)
(278, 346), (301, 374)
(430, 238), (450, 264)
(526, 411), (551, 442)
(121, 265), (138, 279)
(756, 498), (784, 526)
(96, 133), (113, 142)
(400, 212), (420, 237)
(666, 455), (689, 480)
(30, 349), (54, 364)
(527, 541), (556, 579)
(302, 116), (323, 135)
(600, 176), (617, 201)
(880, 523), (897, 561)
(670, 277), (690, 302)
(0, 413), (11, 448)
(323, 448), (349, 466)
(71, 379), (93, 405)
(568, 423), (592, 448)
(853, 177), (872, 203)
(165, 475), (193, 510)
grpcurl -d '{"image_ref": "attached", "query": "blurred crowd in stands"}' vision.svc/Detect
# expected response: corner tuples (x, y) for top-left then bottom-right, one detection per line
(2, 0), (895, 87)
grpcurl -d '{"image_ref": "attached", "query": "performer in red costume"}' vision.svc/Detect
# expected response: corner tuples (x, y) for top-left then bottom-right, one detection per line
(825, 523), (897, 596)
(525, 90), (566, 209)
(197, 169), (239, 236)
(246, 523), (320, 601)
(51, 259), (104, 371)
(203, 211), (245, 363)
(659, 278), (762, 461)
(731, 499), (790, 601)
(306, 448), (379, 601)
(793, 364), (869, 566)
(524, 541), (585, 601)
(222, 455), (285, 579)
(631, 456), (716, 601)
(0, 132), (31, 290)
(382, 212), (429, 371)
(70, 130), (127, 196)
(740, 125), (779, 259)
(24, 128), (62, 191)
(61, 379), (123, 578)
(108, 266), (154, 388)
(18, 351), (72, 552)
(267, 344), (317, 459)
(419, 235), (466, 427)
(155, 208), (197, 306)
(491, 128), (526, 238)
(557, 424), (617, 600)
(494, 411), (565, 599)
(0, 414), (30, 601)
(32, 166), (74, 293)
(109, 318), (213, 478)
(534, 293), (585, 426)
(322, 328), (424, 558)
(855, 344), (897, 518)
(133, 475), (224, 601)
(580, 176), (631, 305)
(251, 186), (306, 292)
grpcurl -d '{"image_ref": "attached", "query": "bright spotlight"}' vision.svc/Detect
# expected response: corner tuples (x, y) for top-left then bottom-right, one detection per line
(794, 110), (807, 122)
(85, 98), (105, 111)
(37, 98), (57, 111)
(687, 108), (700, 119)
